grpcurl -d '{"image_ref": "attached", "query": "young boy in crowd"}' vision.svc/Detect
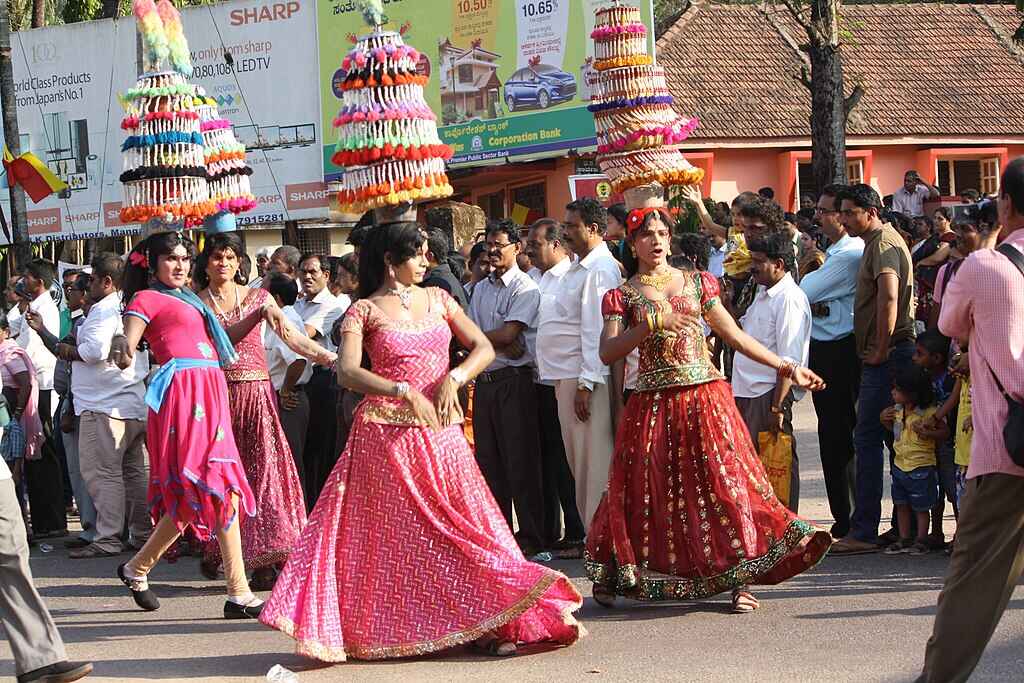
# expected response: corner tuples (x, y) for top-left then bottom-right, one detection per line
(912, 329), (957, 548)
(880, 366), (949, 556)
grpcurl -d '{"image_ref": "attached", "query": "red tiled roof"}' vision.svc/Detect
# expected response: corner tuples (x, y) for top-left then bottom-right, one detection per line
(657, 2), (1024, 140)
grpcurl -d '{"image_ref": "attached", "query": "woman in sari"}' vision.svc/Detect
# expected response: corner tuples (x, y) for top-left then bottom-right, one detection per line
(585, 208), (832, 613)
(194, 231), (335, 590)
(260, 222), (582, 662)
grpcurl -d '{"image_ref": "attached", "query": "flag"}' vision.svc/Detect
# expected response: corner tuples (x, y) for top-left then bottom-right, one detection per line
(2, 146), (68, 204)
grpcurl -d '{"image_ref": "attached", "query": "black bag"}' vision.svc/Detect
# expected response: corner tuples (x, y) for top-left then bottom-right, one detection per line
(984, 243), (1024, 466)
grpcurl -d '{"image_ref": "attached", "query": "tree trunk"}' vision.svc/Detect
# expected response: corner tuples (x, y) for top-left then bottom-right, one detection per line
(101, 0), (119, 19)
(30, 0), (44, 28)
(0, 0), (32, 268)
(807, 40), (848, 191)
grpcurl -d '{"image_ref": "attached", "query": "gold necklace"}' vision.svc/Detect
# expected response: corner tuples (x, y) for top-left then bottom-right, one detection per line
(637, 269), (673, 290)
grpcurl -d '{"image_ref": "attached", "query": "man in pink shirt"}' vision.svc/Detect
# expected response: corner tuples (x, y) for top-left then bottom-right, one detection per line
(918, 157), (1024, 682)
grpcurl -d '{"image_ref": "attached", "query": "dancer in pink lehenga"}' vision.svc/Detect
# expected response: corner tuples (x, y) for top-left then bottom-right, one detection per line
(260, 222), (583, 661)
(195, 232), (336, 590)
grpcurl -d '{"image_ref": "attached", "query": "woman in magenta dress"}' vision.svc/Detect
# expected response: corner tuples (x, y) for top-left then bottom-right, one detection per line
(260, 222), (582, 661)
(586, 208), (832, 613)
(194, 232), (335, 590)
(110, 231), (294, 618)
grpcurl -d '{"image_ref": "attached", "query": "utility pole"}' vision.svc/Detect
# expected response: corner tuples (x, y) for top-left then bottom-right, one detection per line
(0, 2), (32, 268)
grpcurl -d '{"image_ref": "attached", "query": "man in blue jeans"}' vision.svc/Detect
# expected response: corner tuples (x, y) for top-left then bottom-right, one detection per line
(831, 185), (917, 554)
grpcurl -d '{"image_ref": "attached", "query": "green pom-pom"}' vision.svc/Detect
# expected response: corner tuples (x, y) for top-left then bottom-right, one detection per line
(358, 0), (386, 28)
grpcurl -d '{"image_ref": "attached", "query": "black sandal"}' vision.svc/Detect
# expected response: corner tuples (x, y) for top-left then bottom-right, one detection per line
(472, 634), (517, 656)
(592, 586), (616, 608)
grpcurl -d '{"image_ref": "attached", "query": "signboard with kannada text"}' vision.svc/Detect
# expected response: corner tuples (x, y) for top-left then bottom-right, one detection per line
(319, 0), (655, 180)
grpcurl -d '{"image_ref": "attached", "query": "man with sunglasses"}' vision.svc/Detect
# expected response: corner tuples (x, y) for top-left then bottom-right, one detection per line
(467, 219), (546, 557)
(799, 184), (864, 539)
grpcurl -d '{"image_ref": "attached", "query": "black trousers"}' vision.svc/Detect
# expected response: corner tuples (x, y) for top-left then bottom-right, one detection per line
(536, 383), (585, 546)
(22, 390), (66, 535)
(808, 335), (860, 538)
(472, 369), (545, 550)
(302, 369), (339, 511)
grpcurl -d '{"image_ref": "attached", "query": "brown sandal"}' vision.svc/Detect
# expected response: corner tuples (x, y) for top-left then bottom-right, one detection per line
(731, 589), (759, 614)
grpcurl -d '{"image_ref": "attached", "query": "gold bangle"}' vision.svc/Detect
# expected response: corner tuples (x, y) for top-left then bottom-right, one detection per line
(646, 311), (655, 332)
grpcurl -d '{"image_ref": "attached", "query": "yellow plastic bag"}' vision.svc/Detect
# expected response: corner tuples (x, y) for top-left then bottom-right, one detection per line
(757, 431), (793, 508)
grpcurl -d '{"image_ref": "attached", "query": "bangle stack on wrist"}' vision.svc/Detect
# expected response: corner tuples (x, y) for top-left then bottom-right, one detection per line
(449, 368), (467, 387)
(777, 361), (797, 380)
(393, 381), (410, 399)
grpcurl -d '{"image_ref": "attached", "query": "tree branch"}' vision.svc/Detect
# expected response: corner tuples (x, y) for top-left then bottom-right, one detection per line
(844, 83), (865, 120)
(795, 65), (813, 92)
(777, 0), (813, 34)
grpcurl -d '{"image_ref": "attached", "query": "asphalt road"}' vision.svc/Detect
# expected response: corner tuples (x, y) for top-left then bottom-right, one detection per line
(3, 400), (1022, 683)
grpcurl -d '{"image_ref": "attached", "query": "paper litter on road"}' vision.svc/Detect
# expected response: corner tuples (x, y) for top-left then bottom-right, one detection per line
(266, 664), (298, 683)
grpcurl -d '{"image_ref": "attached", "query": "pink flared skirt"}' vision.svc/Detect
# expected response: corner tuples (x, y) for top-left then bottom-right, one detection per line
(259, 411), (582, 661)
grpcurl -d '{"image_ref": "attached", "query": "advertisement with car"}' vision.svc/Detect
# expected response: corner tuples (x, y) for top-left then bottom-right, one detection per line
(319, 0), (655, 176)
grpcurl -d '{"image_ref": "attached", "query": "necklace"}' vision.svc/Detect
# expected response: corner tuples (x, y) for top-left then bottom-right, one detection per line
(209, 283), (242, 320)
(388, 284), (413, 309)
(637, 269), (674, 290)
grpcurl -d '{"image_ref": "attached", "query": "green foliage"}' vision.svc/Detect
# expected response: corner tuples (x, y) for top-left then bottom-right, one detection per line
(61, 0), (99, 23)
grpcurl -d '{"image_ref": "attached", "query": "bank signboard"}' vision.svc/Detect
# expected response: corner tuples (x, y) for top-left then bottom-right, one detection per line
(318, 0), (656, 179)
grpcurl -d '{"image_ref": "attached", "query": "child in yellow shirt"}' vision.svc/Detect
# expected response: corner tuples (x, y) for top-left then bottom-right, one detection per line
(880, 366), (950, 556)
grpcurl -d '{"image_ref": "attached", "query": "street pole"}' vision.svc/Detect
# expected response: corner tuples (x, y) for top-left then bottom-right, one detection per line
(0, 2), (31, 269)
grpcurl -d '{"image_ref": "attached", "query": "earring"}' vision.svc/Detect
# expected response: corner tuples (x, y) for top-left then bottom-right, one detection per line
(387, 266), (395, 280)
(630, 246), (636, 256)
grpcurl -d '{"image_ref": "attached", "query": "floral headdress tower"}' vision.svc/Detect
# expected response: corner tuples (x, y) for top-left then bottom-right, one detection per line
(588, 1), (704, 208)
(332, 0), (453, 221)
(195, 92), (257, 232)
(120, 0), (214, 230)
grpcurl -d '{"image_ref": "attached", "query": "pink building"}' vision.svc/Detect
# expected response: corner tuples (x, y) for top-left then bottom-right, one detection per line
(659, 1), (1024, 209)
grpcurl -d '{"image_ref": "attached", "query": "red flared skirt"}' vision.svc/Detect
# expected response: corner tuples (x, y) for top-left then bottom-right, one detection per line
(585, 379), (831, 600)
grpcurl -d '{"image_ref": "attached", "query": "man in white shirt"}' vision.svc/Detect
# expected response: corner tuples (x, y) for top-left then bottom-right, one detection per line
(891, 170), (940, 217)
(293, 253), (350, 507)
(248, 246), (276, 289)
(708, 233), (728, 278)
(525, 218), (586, 552)
(65, 254), (151, 558)
(17, 260), (66, 538)
(468, 221), (546, 555)
(732, 232), (812, 513)
(539, 199), (622, 527)
(263, 273), (312, 495)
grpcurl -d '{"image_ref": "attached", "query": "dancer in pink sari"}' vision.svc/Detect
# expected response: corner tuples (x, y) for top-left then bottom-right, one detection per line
(260, 222), (582, 661)
(195, 232), (335, 590)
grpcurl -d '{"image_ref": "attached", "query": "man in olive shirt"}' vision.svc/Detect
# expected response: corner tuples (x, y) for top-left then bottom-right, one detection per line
(832, 184), (917, 554)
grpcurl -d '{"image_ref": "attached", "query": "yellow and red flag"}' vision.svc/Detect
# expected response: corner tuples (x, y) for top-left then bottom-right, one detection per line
(2, 146), (68, 204)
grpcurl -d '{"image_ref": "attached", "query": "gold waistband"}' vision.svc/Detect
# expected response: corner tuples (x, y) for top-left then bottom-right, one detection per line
(224, 369), (271, 383)
(360, 400), (464, 427)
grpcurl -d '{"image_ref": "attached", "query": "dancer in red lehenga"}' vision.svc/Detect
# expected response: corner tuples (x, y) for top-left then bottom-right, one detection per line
(195, 232), (336, 590)
(260, 222), (582, 662)
(586, 208), (832, 613)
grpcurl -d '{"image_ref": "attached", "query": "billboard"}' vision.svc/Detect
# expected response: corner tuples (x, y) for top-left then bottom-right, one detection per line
(318, 0), (656, 179)
(0, 0), (325, 243)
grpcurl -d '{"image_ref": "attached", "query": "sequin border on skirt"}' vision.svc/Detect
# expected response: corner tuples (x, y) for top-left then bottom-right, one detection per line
(584, 519), (827, 601)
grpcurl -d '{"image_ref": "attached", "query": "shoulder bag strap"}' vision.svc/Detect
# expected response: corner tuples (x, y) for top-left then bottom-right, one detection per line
(982, 243), (1024, 400)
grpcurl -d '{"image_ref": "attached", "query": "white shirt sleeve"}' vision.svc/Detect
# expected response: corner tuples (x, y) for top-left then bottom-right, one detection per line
(76, 307), (119, 364)
(578, 265), (619, 384)
(774, 291), (812, 366)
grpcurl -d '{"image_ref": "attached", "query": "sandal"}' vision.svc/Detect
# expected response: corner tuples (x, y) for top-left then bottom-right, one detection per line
(884, 540), (911, 555)
(472, 634), (517, 657)
(731, 589), (759, 614)
(907, 541), (930, 556)
(592, 585), (616, 608)
(250, 567), (277, 592)
(199, 558), (220, 581)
